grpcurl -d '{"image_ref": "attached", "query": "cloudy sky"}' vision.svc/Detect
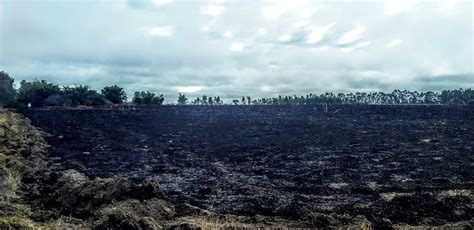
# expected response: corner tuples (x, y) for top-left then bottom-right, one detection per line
(1, 0), (473, 102)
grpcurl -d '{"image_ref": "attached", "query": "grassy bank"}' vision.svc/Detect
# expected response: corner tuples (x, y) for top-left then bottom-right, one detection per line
(0, 109), (47, 228)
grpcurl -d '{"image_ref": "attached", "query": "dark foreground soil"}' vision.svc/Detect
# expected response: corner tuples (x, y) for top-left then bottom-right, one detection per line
(21, 105), (474, 226)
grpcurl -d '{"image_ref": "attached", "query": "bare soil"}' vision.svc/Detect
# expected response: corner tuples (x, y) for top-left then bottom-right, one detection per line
(20, 105), (474, 227)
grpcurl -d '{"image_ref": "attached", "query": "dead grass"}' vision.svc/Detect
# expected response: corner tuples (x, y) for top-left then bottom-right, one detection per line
(437, 189), (471, 200)
(393, 222), (473, 230)
(0, 109), (48, 199)
(0, 109), (49, 229)
(380, 192), (414, 202)
(0, 216), (35, 229)
(39, 216), (88, 229)
(2, 167), (22, 198)
(170, 214), (254, 229)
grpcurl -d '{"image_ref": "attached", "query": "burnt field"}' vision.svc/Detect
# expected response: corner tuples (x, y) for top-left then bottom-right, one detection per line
(21, 105), (473, 226)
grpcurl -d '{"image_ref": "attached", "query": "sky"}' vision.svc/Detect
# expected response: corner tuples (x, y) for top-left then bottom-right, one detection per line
(0, 0), (473, 102)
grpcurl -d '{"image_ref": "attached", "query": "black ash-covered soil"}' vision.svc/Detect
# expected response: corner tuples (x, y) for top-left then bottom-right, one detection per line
(21, 105), (474, 225)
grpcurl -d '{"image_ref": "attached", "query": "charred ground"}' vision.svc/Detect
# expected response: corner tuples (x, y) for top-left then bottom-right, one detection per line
(21, 105), (474, 226)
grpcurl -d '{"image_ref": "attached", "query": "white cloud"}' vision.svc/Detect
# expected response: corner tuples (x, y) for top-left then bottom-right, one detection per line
(354, 41), (371, 48)
(301, 8), (314, 19)
(146, 26), (173, 37)
(312, 46), (330, 51)
(268, 62), (279, 71)
(385, 0), (419, 15)
(306, 23), (335, 44)
(262, 0), (312, 20)
(341, 41), (371, 53)
(337, 24), (366, 45)
(355, 70), (403, 84)
(292, 20), (310, 29)
(258, 27), (266, 35)
(278, 34), (292, 42)
(386, 39), (402, 48)
(260, 85), (275, 92)
(229, 42), (245, 52)
(201, 4), (224, 16)
(151, 0), (172, 7)
(431, 64), (454, 76)
(439, 0), (459, 10)
(263, 5), (286, 20)
(223, 31), (233, 38)
(177, 86), (204, 93)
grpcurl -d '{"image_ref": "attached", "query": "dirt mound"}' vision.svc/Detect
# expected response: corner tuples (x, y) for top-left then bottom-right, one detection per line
(43, 170), (166, 218)
(38, 169), (177, 229)
(0, 110), (177, 229)
(95, 198), (174, 229)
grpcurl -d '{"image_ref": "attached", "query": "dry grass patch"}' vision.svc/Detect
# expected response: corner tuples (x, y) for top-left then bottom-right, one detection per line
(437, 189), (471, 200)
(169, 215), (254, 229)
(3, 167), (22, 197)
(0, 109), (50, 229)
(0, 216), (35, 229)
(380, 192), (414, 202)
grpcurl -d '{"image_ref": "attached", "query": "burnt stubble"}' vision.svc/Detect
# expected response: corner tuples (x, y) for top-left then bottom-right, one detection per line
(21, 105), (474, 225)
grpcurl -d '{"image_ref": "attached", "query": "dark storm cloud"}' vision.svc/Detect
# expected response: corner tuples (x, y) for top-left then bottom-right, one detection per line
(417, 73), (474, 85)
(415, 73), (474, 91)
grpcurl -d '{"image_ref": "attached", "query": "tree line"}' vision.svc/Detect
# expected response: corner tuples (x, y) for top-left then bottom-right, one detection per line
(1, 71), (473, 108)
(169, 90), (474, 106)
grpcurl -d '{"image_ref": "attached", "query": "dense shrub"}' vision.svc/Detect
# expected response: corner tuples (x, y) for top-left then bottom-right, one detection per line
(441, 89), (473, 104)
(43, 93), (71, 106)
(17, 80), (61, 107)
(101, 85), (127, 104)
(132, 91), (164, 105)
(0, 71), (16, 107)
(62, 85), (110, 106)
(17, 81), (110, 107)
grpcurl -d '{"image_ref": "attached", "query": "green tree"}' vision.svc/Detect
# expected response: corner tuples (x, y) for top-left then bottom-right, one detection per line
(17, 80), (61, 107)
(0, 71), (16, 107)
(177, 93), (188, 105)
(101, 85), (127, 104)
(63, 85), (110, 106)
(132, 92), (142, 104)
(132, 91), (164, 105)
